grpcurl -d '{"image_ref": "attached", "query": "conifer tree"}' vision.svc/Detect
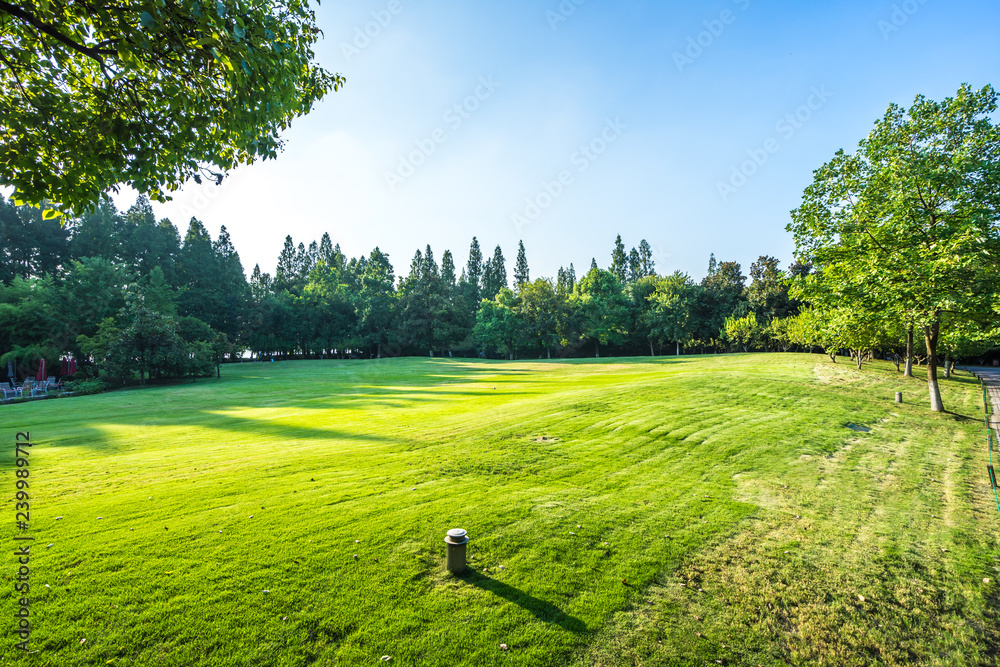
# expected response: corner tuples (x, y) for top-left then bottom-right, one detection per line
(250, 264), (272, 302)
(638, 239), (655, 277)
(466, 237), (484, 297)
(422, 245), (438, 281)
(441, 250), (457, 286)
(293, 242), (308, 282)
(319, 233), (335, 267)
(482, 245), (507, 300)
(514, 240), (529, 288)
(610, 235), (628, 283)
(408, 249), (424, 280)
(556, 266), (576, 295)
(275, 235), (296, 292)
(628, 247), (641, 283)
(306, 241), (319, 274)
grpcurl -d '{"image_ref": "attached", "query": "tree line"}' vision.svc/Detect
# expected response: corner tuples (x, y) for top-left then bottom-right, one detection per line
(1, 193), (819, 385)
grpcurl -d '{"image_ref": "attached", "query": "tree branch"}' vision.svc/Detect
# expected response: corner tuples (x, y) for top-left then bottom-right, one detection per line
(0, 48), (30, 102)
(0, 0), (116, 61)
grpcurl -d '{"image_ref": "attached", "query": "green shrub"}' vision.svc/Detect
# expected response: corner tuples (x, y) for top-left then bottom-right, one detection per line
(62, 378), (110, 396)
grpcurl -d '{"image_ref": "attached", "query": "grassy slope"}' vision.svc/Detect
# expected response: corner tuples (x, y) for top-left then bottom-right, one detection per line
(0, 354), (997, 666)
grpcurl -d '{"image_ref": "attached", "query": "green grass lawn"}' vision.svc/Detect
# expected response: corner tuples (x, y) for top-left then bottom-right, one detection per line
(1, 354), (998, 666)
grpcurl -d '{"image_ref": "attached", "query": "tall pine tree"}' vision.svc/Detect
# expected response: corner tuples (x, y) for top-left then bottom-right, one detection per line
(441, 250), (456, 286)
(177, 218), (219, 325)
(482, 245), (507, 300)
(211, 225), (249, 340)
(275, 236), (296, 292)
(422, 245), (439, 281)
(358, 247), (396, 358)
(610, 235), (628, 283)
(466, 237), (483, 299)
(514, 240), (529, 288)
(638, 239), (655, 277)
(628, 247), (641, 283)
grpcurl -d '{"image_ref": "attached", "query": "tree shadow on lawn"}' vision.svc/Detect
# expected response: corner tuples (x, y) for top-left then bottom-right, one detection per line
(457, 570), (587, 634)
(946, 410), (985, 423)
(299, 385), (536, 402)
(23, 382), (536, 452)
(17, 356), (688, 452)
(7, 392), (401, 455)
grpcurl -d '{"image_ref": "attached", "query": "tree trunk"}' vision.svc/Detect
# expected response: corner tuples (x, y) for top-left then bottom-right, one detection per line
(595, 341), (600, 358)
(649, 340), (655, 357)
(943, 356), (951, 379)
(547, 347), (551, 359)
(925, 320), (944, 412)
(904, 325), (914, 377)
(217, 362), (221, 379)
(377, 342), (382, 359)
(676, 341), (681, 356)
(429, 349), (434, 357)
(509, 351), (513, 361)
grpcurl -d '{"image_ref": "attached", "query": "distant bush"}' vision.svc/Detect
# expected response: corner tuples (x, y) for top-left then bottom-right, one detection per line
(62, 378), (110, 396)
(72, 364), (100, 380)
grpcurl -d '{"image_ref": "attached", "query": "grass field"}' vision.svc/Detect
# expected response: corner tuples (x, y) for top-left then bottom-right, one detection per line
(1, 353), (998, 666)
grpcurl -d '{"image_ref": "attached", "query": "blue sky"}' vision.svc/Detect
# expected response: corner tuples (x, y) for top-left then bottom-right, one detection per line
(115, 0), (1000, 283)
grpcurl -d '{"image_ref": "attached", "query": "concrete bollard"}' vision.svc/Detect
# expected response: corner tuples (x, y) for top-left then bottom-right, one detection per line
(444, 528), (469, 574)
(895, 392), (903, 404)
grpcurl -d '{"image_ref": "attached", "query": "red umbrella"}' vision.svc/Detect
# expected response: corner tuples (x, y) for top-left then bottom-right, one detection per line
(68, 358), (77, 376)
(60, 358), (68, 376)
(35, 358), (46, 382)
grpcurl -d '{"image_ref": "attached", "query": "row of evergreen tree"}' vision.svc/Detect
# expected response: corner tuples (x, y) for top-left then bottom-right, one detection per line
(0, 195), (801, 382)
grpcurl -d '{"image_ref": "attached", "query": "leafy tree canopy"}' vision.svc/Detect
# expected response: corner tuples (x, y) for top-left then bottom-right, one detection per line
(788, 83), (1000, 410)
(1, 0), (343, 213)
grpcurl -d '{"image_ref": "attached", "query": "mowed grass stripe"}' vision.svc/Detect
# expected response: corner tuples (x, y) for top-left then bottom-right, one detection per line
(1, 354), (996, 666)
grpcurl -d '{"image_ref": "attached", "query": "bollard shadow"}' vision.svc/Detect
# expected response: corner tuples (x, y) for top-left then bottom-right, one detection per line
(457, 570), (587, 633)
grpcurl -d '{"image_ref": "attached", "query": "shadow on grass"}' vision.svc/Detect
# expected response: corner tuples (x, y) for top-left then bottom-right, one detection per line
(10, 354), (703, 452)
(948, 411), (984, 423)
(457, 570), (587, 633)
